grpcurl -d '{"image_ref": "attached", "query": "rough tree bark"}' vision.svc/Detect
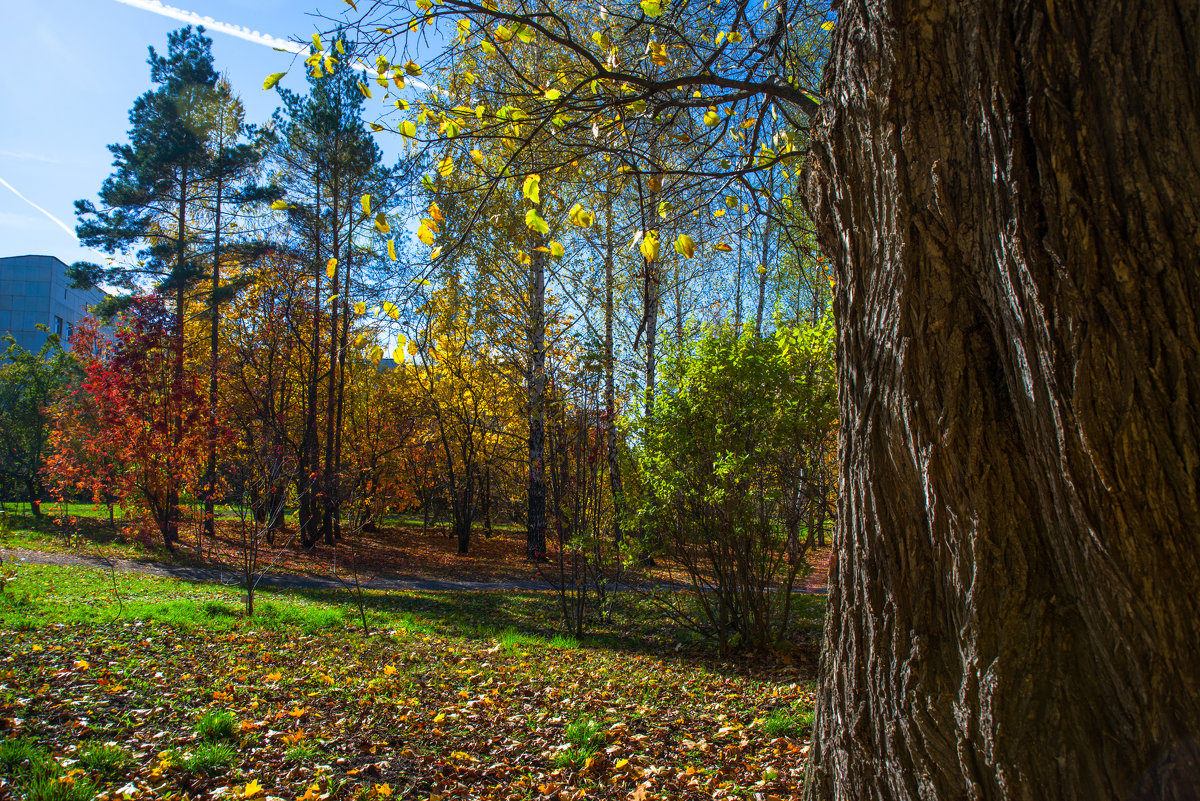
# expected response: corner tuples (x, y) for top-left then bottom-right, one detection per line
(802, 1), (1200, 799)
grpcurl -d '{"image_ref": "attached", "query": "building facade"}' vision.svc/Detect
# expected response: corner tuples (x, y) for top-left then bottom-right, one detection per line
(0, 254), (108, 353)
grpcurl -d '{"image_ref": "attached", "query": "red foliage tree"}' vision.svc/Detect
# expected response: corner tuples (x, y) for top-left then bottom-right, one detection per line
(46, 296), (207, 546)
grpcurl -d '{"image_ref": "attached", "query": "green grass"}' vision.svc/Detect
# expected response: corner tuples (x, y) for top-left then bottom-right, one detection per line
(1, 563), (820, 801)
(180, 742), (236, 776)
(552, 716), (606, 769)
(196, 709), (237, 741)
(0, 737), (48, 776)
(78, 741), (132, 777)
(0, 738), (97, 801)
(762, 703), (814, 739)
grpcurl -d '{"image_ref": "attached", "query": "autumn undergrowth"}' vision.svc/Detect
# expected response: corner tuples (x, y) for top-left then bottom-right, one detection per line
(1, 563), (822, 800)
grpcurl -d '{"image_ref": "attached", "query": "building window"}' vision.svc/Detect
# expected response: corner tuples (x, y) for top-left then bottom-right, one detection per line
(55, 316), (63, 337)
(66, 322), (73, 343)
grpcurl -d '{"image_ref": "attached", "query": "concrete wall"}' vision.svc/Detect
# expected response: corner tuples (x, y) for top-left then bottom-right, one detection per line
(0, 254), (109, 354)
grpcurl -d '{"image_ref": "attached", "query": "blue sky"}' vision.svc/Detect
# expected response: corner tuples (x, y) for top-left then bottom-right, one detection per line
(0, 0), (355, 267)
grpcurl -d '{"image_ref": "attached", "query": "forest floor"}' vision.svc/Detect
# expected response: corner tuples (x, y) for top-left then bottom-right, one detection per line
(0, 563), (821, 801)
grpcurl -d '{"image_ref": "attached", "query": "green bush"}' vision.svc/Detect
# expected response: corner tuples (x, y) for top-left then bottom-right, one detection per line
(636, 319), (837, 653)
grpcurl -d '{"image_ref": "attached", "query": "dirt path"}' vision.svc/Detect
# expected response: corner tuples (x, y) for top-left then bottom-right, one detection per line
(1, 547), (553, 593)
(2, 546), (830, 595)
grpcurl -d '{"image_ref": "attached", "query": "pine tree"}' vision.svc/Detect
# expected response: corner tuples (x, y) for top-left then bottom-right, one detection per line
(71, 26), (225, 546)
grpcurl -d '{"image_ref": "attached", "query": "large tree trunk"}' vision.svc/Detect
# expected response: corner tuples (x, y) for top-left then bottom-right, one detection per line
(802, 1), (1200, 800)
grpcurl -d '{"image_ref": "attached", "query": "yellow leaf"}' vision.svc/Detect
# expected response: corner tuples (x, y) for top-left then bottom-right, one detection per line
(382, 301), (400, 320)
(375, 213), (391, 234)
(74, 660), (90, 671)
(549, 240), (564, 258)
(354, 301), (366, 315)
(243, 778), (264, 798)
(326, 258), (338, 278)
(392, 346), (406, 363)
(821, 20), (835, 30)
(544, 88), (562, 101)
(674, 234), (695, 258)
(299, 784), (322, 801)
(399, 120), (417, 138)
(640, 231), (660, 261)
(374, 784), (393, 798)
(263, 72), (285, 90)
(357, 82), (372, 98)
(704, 110), (720, 126)
(387, 238), (398, 261)
(404, 60), (423, 75)
(335, 39), (346, 54)
(312, 33), (322, 51)
(407, 340), (418, 356)
(522, 174), (541, 204)
(270, 199), (290, 211)
(525, 208), (550, 235)
(470, 148), (484, 164)
(433, 712), (446, 723)
(437, 157), (455, 177)
(727, 31), (743, 42)
(361, 194), (372, 215)
(480, 39), (497, 57)
(369, 344), (383, 363)
(714, 242), (733, 251)
(344, 0), (356, 8)
(640, 0), (663, 16)
(713, 208), (726, 217)
(430, 246), (443, 259)
(429, 202), (443, 222)
(266, 670), (282, 681)
(417, 224), (435, 246)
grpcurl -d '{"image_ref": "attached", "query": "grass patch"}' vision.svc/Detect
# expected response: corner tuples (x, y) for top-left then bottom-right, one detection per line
(196, 709), (237, 742)
(78, 741), (132, 777)
(0, 737), (49, 776)
(762, 703), (814, 739)
(180, 743), (236, 776)
(552, 716), (606, 770)
(0, 738), (96, 801)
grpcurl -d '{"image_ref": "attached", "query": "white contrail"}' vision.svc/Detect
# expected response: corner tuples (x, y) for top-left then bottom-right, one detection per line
(0, 176), (78, 240)
(110, 0), (436, 87)
(0, 150), (60, 164)
(111, 0), (306, 54)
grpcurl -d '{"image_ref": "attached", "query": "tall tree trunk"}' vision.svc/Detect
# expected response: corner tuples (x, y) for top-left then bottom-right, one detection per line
(603, 195), (624, 546)
(527, 241), (548, 562)
(754, 217), (771, 337)
(166, 170), (188, 548)
(299, 180), (323, 548)
(643, 261), (659, 421)
(802, 2), (1200, 799)
(320, 204), (342, 547)
(204, 174), (222, 549)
